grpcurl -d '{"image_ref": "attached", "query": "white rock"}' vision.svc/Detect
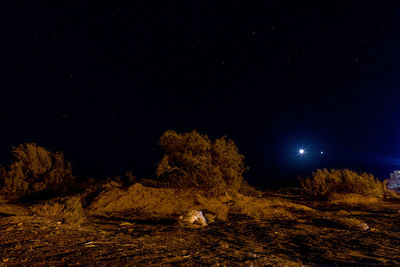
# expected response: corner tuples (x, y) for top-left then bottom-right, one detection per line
(359, 223), (369, 231)
(180, 210), (207, 226)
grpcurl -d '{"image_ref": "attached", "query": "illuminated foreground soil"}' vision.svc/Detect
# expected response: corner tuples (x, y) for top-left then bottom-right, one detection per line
(1, 192), (400, 266)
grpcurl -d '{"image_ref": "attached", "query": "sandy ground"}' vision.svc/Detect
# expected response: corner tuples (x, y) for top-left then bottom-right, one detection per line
(1, 190), (400, 266)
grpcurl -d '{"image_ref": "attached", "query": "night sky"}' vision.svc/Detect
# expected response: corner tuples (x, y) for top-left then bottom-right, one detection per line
(2, 1), (400, 187)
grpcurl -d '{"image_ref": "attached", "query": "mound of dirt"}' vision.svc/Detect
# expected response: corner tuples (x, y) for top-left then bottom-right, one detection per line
(88, 183), (233, 220)
(88, 183), (316, 222)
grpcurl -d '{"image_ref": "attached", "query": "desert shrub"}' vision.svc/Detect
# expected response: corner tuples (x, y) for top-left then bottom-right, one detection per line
(300, 168), (384, 199)
(30, 202), (65, 222)
(0, 143), (75, 197)
(29, 196), (85, 225)
(156, 130), (248, 196)
(63, 196), (85, 225)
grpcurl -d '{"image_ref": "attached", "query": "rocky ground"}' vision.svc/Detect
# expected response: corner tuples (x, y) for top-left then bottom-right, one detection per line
(1, 191), (400, 266)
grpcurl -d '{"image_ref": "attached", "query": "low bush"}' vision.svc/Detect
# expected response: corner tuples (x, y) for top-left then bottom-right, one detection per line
(300, 168), (384, 199)
(0, 143), (75, 198)
(156, 130), (248, 196)
(29, 196), (85, 225)
(63, 196), (85, 225)
(30, 202), (65, 222)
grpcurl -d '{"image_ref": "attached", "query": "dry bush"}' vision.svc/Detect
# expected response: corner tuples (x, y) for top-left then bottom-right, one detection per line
(300, 168), (384, 199)
(63, 196), (85, 225)
(29, 196), (85, 225)
(156, 130), (248, 196)
(30, 202), (65, 222)
(0, 143), (75, 197)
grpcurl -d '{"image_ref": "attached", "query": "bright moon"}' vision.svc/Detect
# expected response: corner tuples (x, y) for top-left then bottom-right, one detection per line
(299, 149), (305, 154)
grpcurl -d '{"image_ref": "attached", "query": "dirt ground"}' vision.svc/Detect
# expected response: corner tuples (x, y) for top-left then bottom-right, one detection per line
(1, 190), (400, 266)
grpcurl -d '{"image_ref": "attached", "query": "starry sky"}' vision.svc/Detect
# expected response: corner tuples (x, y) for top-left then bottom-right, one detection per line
(2, 1), (400, 186)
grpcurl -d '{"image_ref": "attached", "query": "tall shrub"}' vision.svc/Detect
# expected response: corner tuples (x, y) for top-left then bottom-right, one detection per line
(156, 130), (247, 196)
(0, 143), (75, 197)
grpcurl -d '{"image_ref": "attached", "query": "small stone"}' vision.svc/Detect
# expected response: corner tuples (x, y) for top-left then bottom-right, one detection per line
(179, 210), (207, 227)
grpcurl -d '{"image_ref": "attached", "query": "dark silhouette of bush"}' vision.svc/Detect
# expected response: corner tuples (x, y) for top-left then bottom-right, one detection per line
(0, 143), (75, 198)
(156, 130), (248, 196)
(300, 168), (384, 199)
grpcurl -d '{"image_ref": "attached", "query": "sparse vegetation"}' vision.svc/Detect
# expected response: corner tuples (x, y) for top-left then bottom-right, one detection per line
(2, 137), (400, 265)
(29, 202), (65, 222)
(29, 196), (85, 225)
(0, 143), (75, 198)
(156, 130), (248, 196)
(63, 196), (86, 225)
(300, 168), (385, 199)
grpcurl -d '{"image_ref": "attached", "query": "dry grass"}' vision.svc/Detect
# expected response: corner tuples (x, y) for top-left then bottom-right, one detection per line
(30, 202), (65, 222)
(29, 196), (85, 225)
